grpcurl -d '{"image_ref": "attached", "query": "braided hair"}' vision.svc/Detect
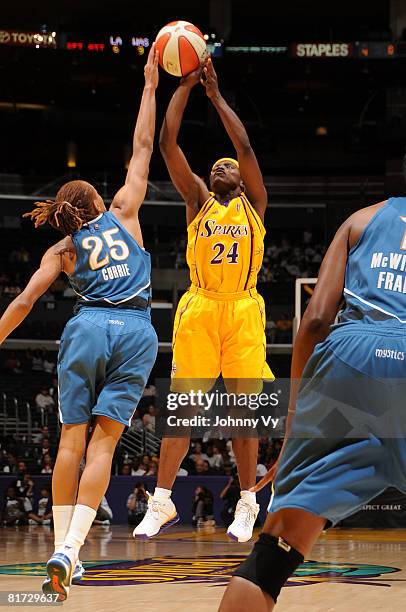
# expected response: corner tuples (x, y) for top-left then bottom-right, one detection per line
(23, 180), (100, 235)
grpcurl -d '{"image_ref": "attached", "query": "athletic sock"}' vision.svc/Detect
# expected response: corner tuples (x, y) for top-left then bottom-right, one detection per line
(240, 490), (257, 505)
(64, 504), (97, 555)
(52, 505), (74, 550)
(154, 487), (172, 501)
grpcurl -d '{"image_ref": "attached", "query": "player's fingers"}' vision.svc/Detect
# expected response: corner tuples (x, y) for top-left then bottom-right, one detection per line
(147, 42), (156, 64)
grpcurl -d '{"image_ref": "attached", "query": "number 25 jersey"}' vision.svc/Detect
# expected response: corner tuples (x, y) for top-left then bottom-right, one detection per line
(187, 192), (265, 293)
(68, 211), (151, 304)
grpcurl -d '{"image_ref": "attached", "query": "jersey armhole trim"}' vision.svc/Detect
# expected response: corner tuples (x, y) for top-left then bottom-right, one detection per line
(348, 200), (390, 257)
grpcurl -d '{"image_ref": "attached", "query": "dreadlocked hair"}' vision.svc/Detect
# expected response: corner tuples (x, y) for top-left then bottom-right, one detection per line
(23, 180), (100, 235)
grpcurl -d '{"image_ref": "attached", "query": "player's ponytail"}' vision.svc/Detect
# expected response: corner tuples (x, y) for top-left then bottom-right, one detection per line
(23, 180), (101, 235)
(23, 199), (85, 234)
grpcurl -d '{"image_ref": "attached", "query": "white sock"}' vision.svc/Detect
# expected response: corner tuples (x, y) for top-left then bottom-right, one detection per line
(154, 487), (172, 501)
(240, 490), (257, 505)
(64, 504), (97, 554)
(52, 505), (74, 550)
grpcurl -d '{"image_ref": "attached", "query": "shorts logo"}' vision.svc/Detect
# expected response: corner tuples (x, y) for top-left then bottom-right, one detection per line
(375, 348), (404, 360)
(108, 319), (125, 326)
(0, 558), (401, 588)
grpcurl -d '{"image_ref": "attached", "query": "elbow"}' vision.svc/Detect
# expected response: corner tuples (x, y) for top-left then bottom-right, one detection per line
(238, 141), (252, 155)
(14, 294), (34, 313)
(302, 314), (331, 336)
(159, 137), (168, 154)
(159, 133), (173, 154)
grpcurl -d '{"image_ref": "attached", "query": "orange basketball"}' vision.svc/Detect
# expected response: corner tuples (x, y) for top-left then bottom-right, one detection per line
(155, 20), (207, 77)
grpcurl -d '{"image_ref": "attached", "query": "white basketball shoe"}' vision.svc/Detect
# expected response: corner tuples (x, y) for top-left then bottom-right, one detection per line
(133, 493), (179, 539)
(227, 498), (259, 543)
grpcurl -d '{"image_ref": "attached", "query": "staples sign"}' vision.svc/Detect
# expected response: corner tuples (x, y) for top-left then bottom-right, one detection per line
(293, 43), (352, 58)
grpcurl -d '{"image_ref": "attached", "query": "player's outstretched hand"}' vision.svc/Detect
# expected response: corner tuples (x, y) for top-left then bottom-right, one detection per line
(144, 42), (159, 90)
(201, 57), (220, 100)
(180, 64), (204, 89)
(249, 461), (279, 493)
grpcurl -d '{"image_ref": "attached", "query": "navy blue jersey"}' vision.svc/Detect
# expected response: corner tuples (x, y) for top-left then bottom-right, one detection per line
(339, 197), (406, 326)
(68, 211), (151, 304)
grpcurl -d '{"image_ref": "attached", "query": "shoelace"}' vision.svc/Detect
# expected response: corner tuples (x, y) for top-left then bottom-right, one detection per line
(234, 501), (256, 528)
(147, 494), (163, 520)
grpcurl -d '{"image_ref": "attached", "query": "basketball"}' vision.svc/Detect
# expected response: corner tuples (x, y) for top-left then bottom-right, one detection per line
(155, 20), (207, 77)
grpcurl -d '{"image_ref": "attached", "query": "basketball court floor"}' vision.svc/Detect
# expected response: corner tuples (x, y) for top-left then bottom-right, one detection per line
(0, 525), (405, 611)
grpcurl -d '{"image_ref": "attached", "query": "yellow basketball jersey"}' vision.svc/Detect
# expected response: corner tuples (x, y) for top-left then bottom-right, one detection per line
(186, 192), (265, 292)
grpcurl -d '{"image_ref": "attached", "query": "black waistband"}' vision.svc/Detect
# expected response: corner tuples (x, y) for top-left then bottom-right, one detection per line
(74, 296), (151, 314)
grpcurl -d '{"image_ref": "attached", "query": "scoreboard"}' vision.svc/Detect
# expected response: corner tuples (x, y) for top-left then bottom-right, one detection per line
(291, 41), (406, 59)
(355, 41), (406, 58)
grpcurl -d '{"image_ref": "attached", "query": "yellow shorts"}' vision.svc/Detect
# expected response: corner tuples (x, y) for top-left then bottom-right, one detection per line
(171, 285), (275, 393)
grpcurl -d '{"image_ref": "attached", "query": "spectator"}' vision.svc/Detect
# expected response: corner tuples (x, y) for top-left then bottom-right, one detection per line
(265, 318), (277, 343)
(225, 441), (236, 465)
(4, 352), (22, 374)
(177, 462), (189, 476)
(41, 454), (53, 474)
(189, 442), (209, 463)
(14, 472), (34, 502)
(192, 486), (215, 527)
(206, 444), (224, 471)
(127, 483), (148, 526)
(194, 459), (211, 475)
(220, 476), (240, 527)
(31, 350), (44, 372)
(142, 406), (156, 432)
(28, 487), (52, 525)
(42, 352), (55, 374)
(32, 426), (50, 444)
(93, 496), (113, 525)
(35, 387), (55, 412)
(145, 463), (157, 477)
(1, 486), (27, 526)
(40, 438), (54, 458)
(48, 378), (58, 400)
(2, 453), (17, 474)
(121, 464), (132, 476)
(142, 384), (156, 398)
(132, 457), (149, 476)
(129, 409), (143, 432)
(223, 463), (235, 477)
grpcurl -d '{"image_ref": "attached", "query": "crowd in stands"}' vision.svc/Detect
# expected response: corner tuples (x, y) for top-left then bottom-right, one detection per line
(118, 437), (283, 480)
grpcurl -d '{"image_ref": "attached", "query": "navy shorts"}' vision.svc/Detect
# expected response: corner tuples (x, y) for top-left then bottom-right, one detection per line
(269, 323), (406, 525)
(57, 307), (158, 427)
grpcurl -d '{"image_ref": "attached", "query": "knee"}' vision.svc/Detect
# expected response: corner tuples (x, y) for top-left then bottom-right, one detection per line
(58, 438), (86, 459)
(233, 534), (304, 603)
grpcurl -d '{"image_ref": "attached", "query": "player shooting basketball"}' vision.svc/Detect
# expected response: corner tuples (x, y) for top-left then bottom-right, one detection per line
(219, 187), (406, 609)
(134, 57), (274, 543)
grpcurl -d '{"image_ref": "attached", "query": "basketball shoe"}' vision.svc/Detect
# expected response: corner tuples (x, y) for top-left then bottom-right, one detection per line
(133, 492), (179, 539)
(227, 498), (259, 543)
(71, 559), (85, 583)
(42, 545), (77, 602)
